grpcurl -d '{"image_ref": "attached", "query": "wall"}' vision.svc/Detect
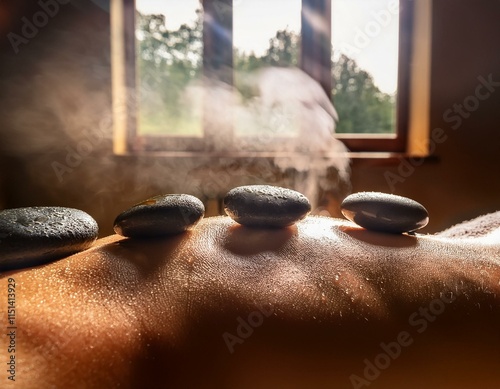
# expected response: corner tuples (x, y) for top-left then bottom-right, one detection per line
(1, 0), (499, 236)
(351, 0), (500, 232)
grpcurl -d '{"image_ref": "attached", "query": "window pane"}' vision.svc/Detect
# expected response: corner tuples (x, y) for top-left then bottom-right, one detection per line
(136, 0), (203, 136)
(233, 0), (301, 139)
(332, 0), (399, 134)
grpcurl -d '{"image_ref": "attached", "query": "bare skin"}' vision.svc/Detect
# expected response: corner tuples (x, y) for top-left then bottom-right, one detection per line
(1, 215), (500, 389)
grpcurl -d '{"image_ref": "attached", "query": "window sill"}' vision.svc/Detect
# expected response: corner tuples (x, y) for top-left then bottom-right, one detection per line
(350, 153), (439, 167)
(113, 150), (439, 165)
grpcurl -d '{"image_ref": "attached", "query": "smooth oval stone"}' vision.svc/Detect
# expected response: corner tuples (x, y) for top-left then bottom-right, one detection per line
(223, 185), (311, 228)
(0, 207), (98, 271)
(340, 192), (429, 233)
(114, 194), (205, 238)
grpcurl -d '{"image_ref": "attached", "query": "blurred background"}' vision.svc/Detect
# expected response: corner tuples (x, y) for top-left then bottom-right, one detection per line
(0, 0), (499, 236)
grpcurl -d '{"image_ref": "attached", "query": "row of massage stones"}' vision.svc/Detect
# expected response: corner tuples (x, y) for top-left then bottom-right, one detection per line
(0, 186), (429, 270)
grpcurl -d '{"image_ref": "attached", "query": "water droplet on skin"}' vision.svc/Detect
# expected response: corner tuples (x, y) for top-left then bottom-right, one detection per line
(335, 274), (340, 281)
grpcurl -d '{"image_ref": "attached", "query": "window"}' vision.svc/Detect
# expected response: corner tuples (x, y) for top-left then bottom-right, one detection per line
(112, 0), (431, 155)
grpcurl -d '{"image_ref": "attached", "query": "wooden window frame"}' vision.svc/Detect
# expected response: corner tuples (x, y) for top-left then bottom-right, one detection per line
(112, 0), (432, 156)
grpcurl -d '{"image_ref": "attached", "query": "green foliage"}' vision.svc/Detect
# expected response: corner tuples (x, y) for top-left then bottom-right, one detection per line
(332, 54), (395, 134)
(136, 11), (203, 135)
(136, 11), (395, 135)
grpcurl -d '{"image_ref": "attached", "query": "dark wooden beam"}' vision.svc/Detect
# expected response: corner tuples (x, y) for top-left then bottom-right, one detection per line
(202, 0), (233, 85)
(301, 0), (332, 98)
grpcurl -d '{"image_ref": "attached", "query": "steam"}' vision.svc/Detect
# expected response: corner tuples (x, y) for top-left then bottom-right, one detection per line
(179, 67), (351, 208)
(0, 17), (350, 234)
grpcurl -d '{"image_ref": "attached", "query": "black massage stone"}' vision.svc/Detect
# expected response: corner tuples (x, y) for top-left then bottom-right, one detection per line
(340, 192), (429, 234)
(114, 194), (205, 238)
(223, 185), (311, 228)
(0, 207), (98, 270)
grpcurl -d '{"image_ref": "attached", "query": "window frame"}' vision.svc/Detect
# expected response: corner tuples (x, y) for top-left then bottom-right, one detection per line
(112, 0), (431, 156)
